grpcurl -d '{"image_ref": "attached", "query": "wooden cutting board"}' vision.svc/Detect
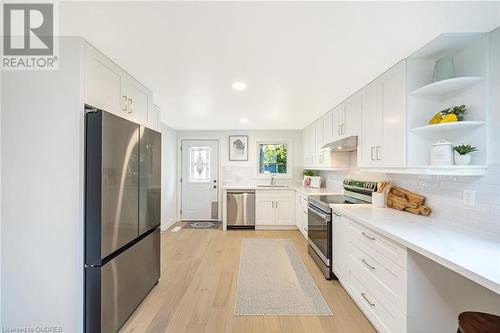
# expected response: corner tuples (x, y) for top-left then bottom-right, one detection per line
(386, 186), (432, 216)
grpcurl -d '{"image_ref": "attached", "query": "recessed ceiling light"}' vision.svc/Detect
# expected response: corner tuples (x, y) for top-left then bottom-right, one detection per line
(232, 82), (247, 91)
(240, 118), (249, 123)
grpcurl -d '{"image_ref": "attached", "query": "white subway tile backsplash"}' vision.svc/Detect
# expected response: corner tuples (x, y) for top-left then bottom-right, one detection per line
(320, 160), (500, 236)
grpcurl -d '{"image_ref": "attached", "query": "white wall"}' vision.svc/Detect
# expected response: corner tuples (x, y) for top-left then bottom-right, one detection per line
(176, 130), (302, 219)
(1, 38), (84, 332)
(407, 251), (500, 333)
(177, 130), (303, 185)
(161, 124), (178, 230)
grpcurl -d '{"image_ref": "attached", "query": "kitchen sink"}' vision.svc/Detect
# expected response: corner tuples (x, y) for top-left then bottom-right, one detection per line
(256, 185), (289, 188)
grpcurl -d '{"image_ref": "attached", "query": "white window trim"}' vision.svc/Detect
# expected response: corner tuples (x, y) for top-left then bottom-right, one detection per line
(255, 140), (293, 179)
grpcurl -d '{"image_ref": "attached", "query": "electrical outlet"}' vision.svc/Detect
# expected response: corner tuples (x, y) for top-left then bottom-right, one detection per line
(463, 190), (475, 207)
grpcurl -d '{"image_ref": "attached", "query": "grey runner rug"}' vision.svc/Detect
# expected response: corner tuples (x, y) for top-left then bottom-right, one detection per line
(234, 238), (332, 315)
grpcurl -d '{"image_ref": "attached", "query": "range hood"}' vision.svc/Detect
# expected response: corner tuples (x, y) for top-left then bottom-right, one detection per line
(321, 136), (358, 152)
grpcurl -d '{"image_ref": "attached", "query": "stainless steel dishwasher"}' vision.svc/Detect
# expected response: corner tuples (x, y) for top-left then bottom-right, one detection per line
(227, 190), (255, 229)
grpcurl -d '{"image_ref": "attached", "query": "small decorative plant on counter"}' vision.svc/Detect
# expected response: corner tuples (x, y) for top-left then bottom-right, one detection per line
(428, 104), (467, 124)
(453, 144), (478, 166)
(303, 169), (315, 177)
(302, 169), (320, 188)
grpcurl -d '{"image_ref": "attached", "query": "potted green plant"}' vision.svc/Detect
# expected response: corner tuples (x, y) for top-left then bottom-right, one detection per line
(453, 144), (477, 166)
(302, 169), (315, 188)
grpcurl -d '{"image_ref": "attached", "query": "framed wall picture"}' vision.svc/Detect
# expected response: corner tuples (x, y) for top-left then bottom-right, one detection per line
(229, 135), (248, 161)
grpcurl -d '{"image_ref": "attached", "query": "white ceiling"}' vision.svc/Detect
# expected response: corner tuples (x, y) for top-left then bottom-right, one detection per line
(60, 1), (500, 130)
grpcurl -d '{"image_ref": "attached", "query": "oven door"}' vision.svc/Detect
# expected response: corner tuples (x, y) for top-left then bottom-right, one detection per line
(307, 203), (331, 266)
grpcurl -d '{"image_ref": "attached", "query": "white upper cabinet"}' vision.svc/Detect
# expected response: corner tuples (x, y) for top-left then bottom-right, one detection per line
(323, 110), (334, 144)
(85, 42), (155, 129)
(323, 92), (361, 146)
(359, 80), (382, 167)
(315, 119), (325, 166)
(125, 74), (152, 125)
(332, 103), (346, 140)
(344, 92), (361, 138)
(149, 104), (161, 132)
(85, 44), (126, 116)
(302, 129), (310, 167)
(378, 60), (406, 167)
(359, 60), (406, 168)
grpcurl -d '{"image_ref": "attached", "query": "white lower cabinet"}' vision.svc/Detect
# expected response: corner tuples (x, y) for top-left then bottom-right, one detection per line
(295, 193), (308, 238)
(332, 210), (349, 283)
(256, 190), (295, 227)
(334, 214), (408, 333)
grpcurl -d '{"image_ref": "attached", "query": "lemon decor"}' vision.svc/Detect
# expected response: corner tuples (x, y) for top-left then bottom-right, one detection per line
(440, 104), (467, 121)
(429, 112), (442, 124)
(441, 113), (458, 123)
(428, 104), (467, 125)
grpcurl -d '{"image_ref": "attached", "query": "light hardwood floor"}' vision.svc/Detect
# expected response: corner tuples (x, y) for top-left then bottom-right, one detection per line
(120, 224), (376, 333)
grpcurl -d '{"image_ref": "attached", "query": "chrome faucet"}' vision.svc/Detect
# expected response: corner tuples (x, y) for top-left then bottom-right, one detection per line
(270, 174), (276, 186)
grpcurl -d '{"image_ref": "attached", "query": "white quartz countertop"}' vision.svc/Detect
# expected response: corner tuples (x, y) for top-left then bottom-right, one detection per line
(330, 205), (500, 295)
(222, 184), (339, 196)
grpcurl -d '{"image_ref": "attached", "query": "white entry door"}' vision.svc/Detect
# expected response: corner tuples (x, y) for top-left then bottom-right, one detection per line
(181, 140), (219, 221)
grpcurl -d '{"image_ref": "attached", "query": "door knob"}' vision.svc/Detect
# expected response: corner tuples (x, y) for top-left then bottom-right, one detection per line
(213, 185), (217, 189)
(213, 180), (217, 183)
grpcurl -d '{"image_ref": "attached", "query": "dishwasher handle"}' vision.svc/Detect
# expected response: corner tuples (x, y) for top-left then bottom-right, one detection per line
(227, 191), (255, 195)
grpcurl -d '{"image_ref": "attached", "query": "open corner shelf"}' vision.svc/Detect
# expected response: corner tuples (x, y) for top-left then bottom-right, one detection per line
(410, 121), (486, 135)
(410, 76), (484, 97)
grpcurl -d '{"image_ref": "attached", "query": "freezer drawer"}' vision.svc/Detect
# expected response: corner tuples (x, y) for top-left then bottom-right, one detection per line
(227, 191), (255, 228)
(85, 228), (160, 333)
(139, 126), (161, 235)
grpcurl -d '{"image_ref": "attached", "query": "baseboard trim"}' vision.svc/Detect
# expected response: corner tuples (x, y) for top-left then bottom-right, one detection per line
(255, 225), (299, 231)
(161, 218), (178, 232)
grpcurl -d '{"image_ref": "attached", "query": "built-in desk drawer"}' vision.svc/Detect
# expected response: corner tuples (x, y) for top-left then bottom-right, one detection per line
(349, 240), (407, 314)
(349, 273), (406, 333)
(349, 219), (407, 269)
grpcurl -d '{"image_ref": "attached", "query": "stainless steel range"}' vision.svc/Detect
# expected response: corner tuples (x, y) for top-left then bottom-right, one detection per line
(307, 179), (377, 279)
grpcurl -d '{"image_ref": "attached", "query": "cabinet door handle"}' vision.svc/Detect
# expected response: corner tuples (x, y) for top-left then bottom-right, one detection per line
(272, 201), (274, 209)
(276, 201), (278, 209)
(361, 231), (376, 240)
(361, 258), (375, 270)
(127, 98), (133, 113)
(122, 96), (128, 112)
(376, 146), (381, 160)
(361, 292), (375, 307)
(370, 147), (375, 161)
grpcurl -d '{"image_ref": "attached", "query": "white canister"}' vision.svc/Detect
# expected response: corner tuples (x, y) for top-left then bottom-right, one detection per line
(430, 140), (454, 166)
(372, 192), (386, 208)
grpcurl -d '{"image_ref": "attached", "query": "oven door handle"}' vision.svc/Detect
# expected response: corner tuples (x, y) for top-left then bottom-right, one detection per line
(308, 205), (329, 221)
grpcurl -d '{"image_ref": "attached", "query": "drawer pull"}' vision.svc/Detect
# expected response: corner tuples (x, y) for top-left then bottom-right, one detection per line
(361, 258), (375, 270)
(361, 292), (375, 307)
(361, 231), (376, 240)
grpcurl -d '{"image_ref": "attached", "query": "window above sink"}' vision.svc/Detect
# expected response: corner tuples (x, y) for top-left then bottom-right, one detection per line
(256, 140), (293, 179)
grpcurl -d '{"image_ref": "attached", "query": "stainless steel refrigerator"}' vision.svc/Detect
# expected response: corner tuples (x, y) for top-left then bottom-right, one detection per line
(85, 108), (161, 333)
